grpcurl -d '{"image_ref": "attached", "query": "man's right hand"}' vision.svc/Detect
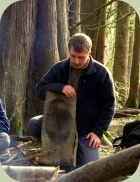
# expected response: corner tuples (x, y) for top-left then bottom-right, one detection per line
(62, 85), (76, 98)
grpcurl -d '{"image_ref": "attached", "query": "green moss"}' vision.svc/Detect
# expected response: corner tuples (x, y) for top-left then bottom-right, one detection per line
(124, 95), (138, 108)
(9, 115), (22, 136)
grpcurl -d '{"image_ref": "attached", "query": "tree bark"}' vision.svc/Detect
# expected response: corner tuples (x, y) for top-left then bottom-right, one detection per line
(113, 1), (130, 104)
(57, 0), (69, 60)
(2, 166), (58, 181)
(38, 91), (78, 167)
(68, 0), (81, 36)
(26, 0), (60, 122)
(125, 13), (140, 108)
(81, 0), (107, 63)
(51, 144), (140, 182)
(0, 0), (36, 135)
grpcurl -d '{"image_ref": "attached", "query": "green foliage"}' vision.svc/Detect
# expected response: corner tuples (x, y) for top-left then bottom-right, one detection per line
(104, 131), (115, 142)
(9, 115), (22, 136)
(129, 14), (136, 36)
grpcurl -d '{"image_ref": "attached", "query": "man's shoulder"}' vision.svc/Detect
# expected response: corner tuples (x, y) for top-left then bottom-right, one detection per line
(90, 57), (110, 73)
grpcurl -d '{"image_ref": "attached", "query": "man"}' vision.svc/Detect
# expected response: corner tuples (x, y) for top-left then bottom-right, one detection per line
(26, 33), (116, 168)
(0, 99), (10, 153)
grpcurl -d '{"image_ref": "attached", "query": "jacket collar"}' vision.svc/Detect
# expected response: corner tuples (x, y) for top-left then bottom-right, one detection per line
(60, 56), (97, 75)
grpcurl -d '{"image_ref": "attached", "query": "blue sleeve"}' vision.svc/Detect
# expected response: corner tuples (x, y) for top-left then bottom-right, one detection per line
(0, 99), (10, 133)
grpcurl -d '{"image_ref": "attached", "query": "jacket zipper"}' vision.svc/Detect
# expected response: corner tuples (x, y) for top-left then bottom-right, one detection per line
(81, 79), (85, 101)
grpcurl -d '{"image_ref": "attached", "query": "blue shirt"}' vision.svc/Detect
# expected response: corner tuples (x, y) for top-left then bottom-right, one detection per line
(0, 99), (10, 133)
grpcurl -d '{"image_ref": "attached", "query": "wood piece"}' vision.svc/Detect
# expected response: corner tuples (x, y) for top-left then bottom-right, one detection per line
(8, 141), (32, 151)
(2, 166), (58, 181)
(1, 148), (57, 165)
(50, 144), (140, 182)
(24, 148), (41, 155)
(38, 91), (78, 167)
(114, 109), (140, 118)
(4, 152), (19, 163)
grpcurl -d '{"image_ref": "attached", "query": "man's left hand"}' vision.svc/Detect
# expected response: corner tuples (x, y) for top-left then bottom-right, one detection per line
(86, 132), (101, 148)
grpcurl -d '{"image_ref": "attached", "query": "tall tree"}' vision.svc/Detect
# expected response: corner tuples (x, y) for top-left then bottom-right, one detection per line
(68, 0), (81, 36)
(113, 1), (130, 105)
(80, 0), (107, 64)
(26, 0), (60, 123)
(0, 0), (36, 135)
(57, 0), (69, 60)
(125, 13), (140, 108)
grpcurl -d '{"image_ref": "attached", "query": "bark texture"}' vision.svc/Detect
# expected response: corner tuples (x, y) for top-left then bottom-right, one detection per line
(2, 166), (58, 181)
(113, 1), (130, 104)
(0, 0), (36, 135)
(51, 144), (140, 182)
(26, 0), (60, 122)
(38, 91), (78, 167)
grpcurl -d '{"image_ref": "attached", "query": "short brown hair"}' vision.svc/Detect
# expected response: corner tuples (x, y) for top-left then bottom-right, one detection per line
(68, 33), (92, 53)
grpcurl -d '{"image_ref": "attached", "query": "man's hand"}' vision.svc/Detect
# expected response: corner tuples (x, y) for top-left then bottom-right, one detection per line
(86, 132), (101, 148)
(62, 85), (76, 98)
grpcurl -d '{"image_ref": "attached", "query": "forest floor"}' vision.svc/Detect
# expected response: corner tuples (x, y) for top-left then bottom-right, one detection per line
(0, 116), (137, 181)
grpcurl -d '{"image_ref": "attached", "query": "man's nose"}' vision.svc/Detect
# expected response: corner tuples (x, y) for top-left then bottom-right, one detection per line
(74, 58), (79, 64)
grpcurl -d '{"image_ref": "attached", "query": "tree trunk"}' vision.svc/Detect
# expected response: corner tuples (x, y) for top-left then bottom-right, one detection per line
(68, 0), (81, 36)
(96, 0), (107, 64)
(0, 0), (36, 135)
(81, 0), (106, 63)
(125, 14), (140, 108)
(113, 1), (130, 105)
(51, 144), (140, 182)
(57, 0), (69, 60)
(2, 166), (58, 181)
(26, 0), (60, 123)
(38, 91), (78, 167)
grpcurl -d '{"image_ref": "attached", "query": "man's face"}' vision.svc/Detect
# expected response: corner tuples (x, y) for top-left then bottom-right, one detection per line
(69, 46), (91, 69)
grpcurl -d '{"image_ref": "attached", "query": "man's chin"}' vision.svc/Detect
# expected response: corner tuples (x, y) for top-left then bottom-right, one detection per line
(72, 65), (81, 69)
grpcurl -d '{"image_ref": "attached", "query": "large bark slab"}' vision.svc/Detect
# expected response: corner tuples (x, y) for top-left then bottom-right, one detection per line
(38, 91), (78, 167)
(2, 166), (58, 181)
(51, 144), (140, 182)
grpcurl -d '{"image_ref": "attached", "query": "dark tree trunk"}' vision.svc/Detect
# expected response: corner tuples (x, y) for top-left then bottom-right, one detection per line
(26, 0), (60, 123)
(0, 0), (36, 135)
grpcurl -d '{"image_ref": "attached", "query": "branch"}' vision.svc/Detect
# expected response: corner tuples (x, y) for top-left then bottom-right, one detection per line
(69, 0), (117, 29)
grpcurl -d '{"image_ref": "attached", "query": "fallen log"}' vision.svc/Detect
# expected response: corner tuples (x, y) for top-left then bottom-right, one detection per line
(114, 109), (140, 118)
(2, 166), (58, 181)
(50, 144), (140, 182)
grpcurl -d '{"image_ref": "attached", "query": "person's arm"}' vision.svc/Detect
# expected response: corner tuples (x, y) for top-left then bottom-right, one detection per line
(91, 71), (116, 139)
(36, 63), (76, 100)
(0, 99), (10, 133)
(36, 65), (65, 100)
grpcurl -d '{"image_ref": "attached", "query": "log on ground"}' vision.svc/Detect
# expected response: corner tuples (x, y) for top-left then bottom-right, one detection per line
(114, 109), (140, 118)
(2, 166), (58, 181)
(50, 144), (140, 182)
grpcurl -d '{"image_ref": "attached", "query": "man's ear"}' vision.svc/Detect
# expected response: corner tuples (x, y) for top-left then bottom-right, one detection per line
(88, 51), (91, 55)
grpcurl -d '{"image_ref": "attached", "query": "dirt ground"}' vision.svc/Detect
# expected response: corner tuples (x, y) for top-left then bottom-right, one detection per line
(1, 116), (137, 182)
